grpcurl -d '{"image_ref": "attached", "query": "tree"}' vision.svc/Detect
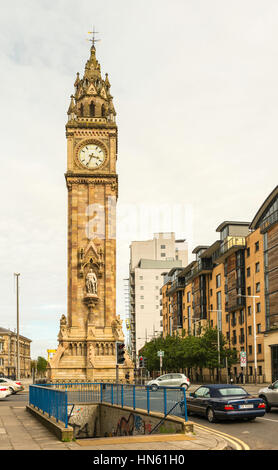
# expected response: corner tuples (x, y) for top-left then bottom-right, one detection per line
(36, 356), (48, 375)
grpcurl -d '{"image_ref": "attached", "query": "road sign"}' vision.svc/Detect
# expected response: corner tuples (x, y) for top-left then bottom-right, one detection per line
(157, 350), (164, 357)
(240, 351), (247, 367)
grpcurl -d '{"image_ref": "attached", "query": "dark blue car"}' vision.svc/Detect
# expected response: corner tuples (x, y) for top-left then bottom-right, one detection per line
(181, 384), (266, 423)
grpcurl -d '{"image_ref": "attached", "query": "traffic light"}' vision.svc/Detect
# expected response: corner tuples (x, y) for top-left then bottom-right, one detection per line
(143, 357), (148, 369)
(138, 356), (144, 368)
(116, 341), (125, 365)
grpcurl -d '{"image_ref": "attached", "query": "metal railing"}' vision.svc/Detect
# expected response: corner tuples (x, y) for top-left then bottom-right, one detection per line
(29, 382), (188, 429)
(29, 384), (68, 428)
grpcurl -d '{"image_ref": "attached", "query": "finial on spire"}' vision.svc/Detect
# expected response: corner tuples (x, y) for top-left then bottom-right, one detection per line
(87, 26), (101, 49)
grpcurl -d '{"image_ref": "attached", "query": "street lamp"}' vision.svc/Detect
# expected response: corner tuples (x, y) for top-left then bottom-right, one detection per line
(208, 310), (221, 383)
(14, 273), (20, 381)
(237, 293), (260, 385)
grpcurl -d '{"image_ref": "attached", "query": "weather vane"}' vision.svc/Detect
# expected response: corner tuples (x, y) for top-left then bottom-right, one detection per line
(87, 26), (101, 47)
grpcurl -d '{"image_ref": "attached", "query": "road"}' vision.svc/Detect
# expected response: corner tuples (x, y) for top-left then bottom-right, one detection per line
(2, 384), (278, 450)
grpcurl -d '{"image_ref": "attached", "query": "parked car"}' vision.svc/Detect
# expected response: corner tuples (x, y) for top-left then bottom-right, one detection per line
(146, 373), (190, 391)
(0, 386), (12, 399)
(0, 378), (24, 394)
(180, 384), (266, 423)
(259, 380), (278, 412)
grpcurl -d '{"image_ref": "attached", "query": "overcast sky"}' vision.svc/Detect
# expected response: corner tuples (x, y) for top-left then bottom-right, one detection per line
(0, 0), (277, 359)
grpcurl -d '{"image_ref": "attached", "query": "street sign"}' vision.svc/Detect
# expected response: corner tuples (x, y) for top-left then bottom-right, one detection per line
(240, 351), (247, 367)
(157, 350), (164, 357)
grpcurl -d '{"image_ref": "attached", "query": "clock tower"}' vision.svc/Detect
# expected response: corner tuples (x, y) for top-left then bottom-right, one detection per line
(48, 42), (132, 381)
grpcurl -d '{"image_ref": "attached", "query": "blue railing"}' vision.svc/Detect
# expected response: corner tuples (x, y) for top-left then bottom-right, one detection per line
(29, 385), (68, 428)
(29, 383), (188, 429)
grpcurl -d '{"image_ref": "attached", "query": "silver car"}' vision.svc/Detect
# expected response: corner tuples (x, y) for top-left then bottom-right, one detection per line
(146, 373), (190, 391)
(259, 380), (278, 412)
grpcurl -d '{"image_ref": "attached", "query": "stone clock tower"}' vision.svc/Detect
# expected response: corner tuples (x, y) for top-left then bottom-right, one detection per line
(48, 42), (133, 381)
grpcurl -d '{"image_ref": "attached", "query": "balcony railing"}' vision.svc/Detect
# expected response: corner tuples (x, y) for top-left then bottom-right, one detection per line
(260, 209), (278, 233)
(212, 237), (246, 263)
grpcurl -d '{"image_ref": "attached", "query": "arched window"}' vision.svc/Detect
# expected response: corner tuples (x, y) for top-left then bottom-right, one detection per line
(90, 102), (95, 117)
(80, 103), (84, 117)
(101, 104), (105, 117)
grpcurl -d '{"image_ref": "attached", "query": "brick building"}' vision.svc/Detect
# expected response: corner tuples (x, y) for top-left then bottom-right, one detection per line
(162, 186), (278, 383)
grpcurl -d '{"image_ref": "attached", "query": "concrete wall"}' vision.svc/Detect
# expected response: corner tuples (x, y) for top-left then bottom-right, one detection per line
(68, 403), (189, 439)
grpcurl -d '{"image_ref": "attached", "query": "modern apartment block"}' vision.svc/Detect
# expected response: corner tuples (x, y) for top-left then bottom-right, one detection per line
(0, 327), (32, 378)
(162, 186), (278, 383)
(129, 233), (188, 363)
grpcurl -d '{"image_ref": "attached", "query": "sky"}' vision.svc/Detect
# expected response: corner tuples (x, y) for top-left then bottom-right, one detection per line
(0, 0), (277, 359)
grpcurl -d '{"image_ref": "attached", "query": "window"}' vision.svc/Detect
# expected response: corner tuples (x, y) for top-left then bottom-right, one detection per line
(139, 276), (143, 280)
(161, 245), (166, 249)
(247, 267), (250, 277)
(140, 296), (144, 299)
(210, 289), (213, 297)
(248, 326), (252, 335)
(187, 292), (191, 302)
(161, 253), (166, 257)
(155, 276), (159, 280)
(256, 303), (261, 313)
(255, 262), (260, 273)
(247, 247), (250, 257)
(90, 101), (95, 116)
(256, 282), (260, 293)
(255, 241), (259, 252)
(248, 306), (251, 316)
(257, 323), (261, 333)
(101, 104), (106, 117)
(80, 103), (84, 116)
(258, 344), (262, 354)
(249, 346), (252, 355)
(216, 274), (221, 288)
(247, 287), (251, 295)
(140, 305), (144, 309)
(140, 286), (144, 290)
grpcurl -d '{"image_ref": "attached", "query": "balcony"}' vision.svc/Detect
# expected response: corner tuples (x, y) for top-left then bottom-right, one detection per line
(190, 258), (213, 280)
(260, 209), (278, 234)
(166, 278), (185, 296)
(212, 237), (246, 263)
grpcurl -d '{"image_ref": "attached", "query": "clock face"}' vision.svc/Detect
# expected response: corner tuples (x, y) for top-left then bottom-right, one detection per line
(78, 144), (105, 169)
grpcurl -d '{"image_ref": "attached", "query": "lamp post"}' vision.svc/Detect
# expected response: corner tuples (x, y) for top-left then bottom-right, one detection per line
(14, 273), (20, 381)
(208, 310), (221, 383)
(237, 294), (260, 385)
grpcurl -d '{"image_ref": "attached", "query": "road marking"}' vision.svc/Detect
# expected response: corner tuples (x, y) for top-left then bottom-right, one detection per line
(257, 417), (278, 423)
(193, 423), (250, 450)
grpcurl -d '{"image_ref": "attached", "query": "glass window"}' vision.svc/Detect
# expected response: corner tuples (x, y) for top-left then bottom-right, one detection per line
(218, 387), (247, 397)
(195, 387), (210, 397)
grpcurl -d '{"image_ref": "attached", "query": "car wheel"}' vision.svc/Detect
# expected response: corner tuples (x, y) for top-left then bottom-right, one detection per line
(151, 384), (158, 392)
(181, 383), (188, 390)
(207, 407), (217, 423)
(260, 395), (271, 413)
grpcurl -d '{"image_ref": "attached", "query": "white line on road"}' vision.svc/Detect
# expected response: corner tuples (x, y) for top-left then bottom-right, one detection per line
(257, 417), (278, 423)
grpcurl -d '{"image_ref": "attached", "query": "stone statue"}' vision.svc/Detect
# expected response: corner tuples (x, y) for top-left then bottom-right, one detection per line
(86, 268), (98, 295)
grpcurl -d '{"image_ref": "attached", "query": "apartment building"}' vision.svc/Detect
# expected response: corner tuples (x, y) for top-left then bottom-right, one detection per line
(129, 233), (188, 363)
(0, 327), (32, 378)
(162, 186), (278, 383)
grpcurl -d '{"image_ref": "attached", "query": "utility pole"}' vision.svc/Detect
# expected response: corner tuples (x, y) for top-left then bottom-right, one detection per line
(14, 273), (20, 381)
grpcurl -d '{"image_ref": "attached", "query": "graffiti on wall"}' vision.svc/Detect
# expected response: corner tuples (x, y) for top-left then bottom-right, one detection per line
(114, 413), (152, 436)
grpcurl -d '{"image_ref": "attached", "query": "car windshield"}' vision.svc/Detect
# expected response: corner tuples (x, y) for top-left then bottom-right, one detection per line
(218, 387), (248, 397)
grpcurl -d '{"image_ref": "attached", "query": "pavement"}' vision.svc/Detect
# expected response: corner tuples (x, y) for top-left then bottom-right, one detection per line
(0, 379), (270, 451)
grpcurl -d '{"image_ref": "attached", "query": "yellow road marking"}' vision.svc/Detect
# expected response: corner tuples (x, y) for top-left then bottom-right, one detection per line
(193, 423), (250, 450)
